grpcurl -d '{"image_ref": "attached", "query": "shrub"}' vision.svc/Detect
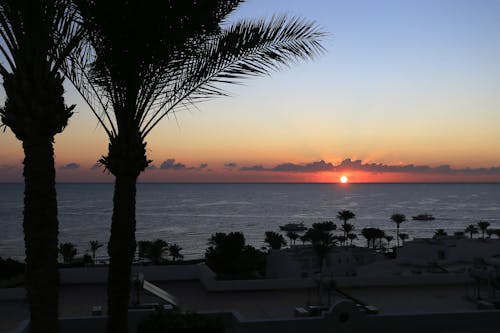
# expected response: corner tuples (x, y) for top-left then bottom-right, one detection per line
(205, 232), (265, 279)
(0, 257), (25, 280)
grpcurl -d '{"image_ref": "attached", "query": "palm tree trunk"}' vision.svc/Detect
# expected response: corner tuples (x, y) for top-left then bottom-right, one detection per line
(23, 137), (59, 333)
(396, 225), (400, 247)
(107, 174), (138, 333)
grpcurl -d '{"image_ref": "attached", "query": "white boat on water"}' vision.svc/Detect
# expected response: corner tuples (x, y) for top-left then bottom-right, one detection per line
(279, 223), (307, 232)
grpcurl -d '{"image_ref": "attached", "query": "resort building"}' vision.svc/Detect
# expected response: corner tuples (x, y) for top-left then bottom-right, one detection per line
(266, 245), (377, 278)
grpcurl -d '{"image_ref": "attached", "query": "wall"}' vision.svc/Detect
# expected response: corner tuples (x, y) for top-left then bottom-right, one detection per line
(266, 246), (371, 279)
(59, 264), (199, 285)
(198, 264), (316, 291)
(14, 302), (500, 333)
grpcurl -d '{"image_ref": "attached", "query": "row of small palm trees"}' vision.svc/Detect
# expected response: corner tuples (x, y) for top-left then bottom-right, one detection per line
(58, 240), (184, 265)
(0, 1), (325, 331)
(267, 227), (409, 251)
(434, 221), (498, 239)
(265, 210), (410, 251)
(58, 241), (102, 265)
(137, 240), (184, 264)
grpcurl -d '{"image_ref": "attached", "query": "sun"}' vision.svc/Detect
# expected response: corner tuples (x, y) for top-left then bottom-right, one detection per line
(340, 176), (348, 184)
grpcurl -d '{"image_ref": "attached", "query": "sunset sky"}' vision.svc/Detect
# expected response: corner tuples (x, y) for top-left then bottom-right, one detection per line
(1, 0), (500, 183)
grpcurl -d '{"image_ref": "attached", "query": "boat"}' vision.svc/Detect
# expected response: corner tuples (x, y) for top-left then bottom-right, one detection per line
(279, 223), (307, 232)
(412, 214), (435, 221)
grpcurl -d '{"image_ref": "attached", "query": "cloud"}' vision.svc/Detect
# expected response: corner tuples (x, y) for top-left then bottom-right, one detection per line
(60, 163), (80, 170)
(240, 158), (500, 175)
(240, 160), (334, 173)
(159, 159), (209, 171)
(224, 162), (238, 168)
(160, 159), (188, 170)
(240, 165), (267, 171)
(146, 165), (157, 170)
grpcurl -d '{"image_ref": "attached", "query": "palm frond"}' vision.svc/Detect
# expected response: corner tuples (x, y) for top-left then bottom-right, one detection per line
(141, 16), (326, 137)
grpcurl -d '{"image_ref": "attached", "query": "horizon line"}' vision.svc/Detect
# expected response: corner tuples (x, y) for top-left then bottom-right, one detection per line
(2, 181), (500, 185)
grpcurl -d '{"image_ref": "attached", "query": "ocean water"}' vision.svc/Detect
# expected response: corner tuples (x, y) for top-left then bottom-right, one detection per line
(1, 183), (499, 260)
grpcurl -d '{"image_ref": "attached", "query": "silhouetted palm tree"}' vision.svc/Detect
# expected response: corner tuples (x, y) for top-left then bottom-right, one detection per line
(385, 235), (394, 248)
(347, 233), (358, 245)
(168, 243), (184, 262)
(306, 227), (336, 305)
(89, 240), (103, 264)
(336, 210), (355, 238)
(147, 239), (168, 264)
(69, 2), (324, 331)
(286, 231), (299, 245)
(306, 228), (337, 273)
(373, 228), (386, 249)
(137, 240), (151, 263)
(299, 235), (309, 245)
(391, 214), (406, 247)
(465, 224), (478, 239)
(361, 227), (381, 248)
(361, 228), (374, 248)
(494, 229), (500, 239)
(477, 221), (490, 239)
(264, 231), (287, 250)
(486, 229), (495, 239)
(312, 221), (337, 232)
(433, 229), (447, 239)
(59, 242), (78, 265)
(340, 223), (354, 242)
(0, 1), (82, 331)
(398, 233), (409, 245)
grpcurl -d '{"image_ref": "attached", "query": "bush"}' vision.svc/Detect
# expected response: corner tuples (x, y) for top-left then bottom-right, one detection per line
(205, 232), (265, 279)
(0, 257), (25, 280)
(137, 309), (224, 333)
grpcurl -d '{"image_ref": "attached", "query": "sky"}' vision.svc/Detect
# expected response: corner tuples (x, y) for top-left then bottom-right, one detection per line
(1, 0), (500, 183)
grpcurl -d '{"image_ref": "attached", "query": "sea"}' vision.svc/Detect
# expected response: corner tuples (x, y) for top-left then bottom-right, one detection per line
(1, 183), (499, 260)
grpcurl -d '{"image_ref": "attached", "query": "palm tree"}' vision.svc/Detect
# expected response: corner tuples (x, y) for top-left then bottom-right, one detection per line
(361, 228), (374, 248)
(89, 240), (103, 264)
(385, 235), (394, 248)
(477, 221), (490, 239)
(336, 210), (355, 237)
(69, 2), (324, 331)
(312, 221), (336, 232)
(286, 231), (299, 246)
(373, 228), (386, 249)
(494, 229), (500, 239)
(391, 214), (406, 247)
(347, 233), (358, 246)
(336, 235), (347, 246)
(305, 228), (337, 272)
(147, 239), (168, 265)
(465, 224), (478, 239)
(264, 231), (287, 250)
(168, 243), (184, 262)
(70, 3), (324, 330)
(433, 229), (447, 239)
(306, 227), (336, 305)
(486, 229), (495, 239)
(59, 242), (78, 265)
(0, 2), (82, 331)
(137, 240), (152, 263)
(299, 235), (309, 245)
(398, 233), (409, 245)
(340, 223), (354, 242)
